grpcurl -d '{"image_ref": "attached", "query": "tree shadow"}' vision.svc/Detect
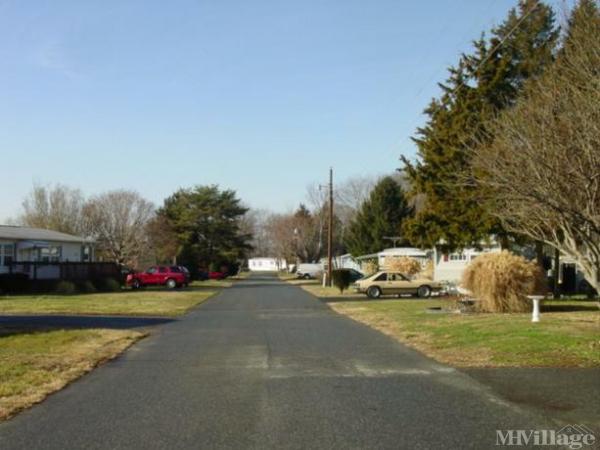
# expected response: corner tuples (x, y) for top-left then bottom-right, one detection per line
(0, 315), (174, 331)
(542, 304), (599, 313)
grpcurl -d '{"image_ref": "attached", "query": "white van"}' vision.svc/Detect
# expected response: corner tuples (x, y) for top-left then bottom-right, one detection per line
(297, 263), (324, 279)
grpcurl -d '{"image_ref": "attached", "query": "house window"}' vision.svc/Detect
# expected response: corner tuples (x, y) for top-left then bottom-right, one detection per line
(82, 245), (92, 262)
(1, 244), (15, 266)
(449, 253), (467, 261)
(39, 246), (61, 263)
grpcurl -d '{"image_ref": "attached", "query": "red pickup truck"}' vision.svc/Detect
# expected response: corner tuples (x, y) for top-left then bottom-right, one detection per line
(127, 266), (189, 289)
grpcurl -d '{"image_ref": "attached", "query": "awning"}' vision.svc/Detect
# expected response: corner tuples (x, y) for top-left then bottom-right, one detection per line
(17, 241), (51, 250)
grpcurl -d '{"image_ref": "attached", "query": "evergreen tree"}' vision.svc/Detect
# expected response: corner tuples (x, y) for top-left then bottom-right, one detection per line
(401, 0), (559, 251)
(344, 177), (413, 256)
(157, 185), (251, 274)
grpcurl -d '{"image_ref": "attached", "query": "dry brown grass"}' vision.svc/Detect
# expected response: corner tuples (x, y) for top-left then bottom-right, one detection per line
(0, 328), (144, 421)
(419, 259), (434, 280)
(360, 260), (379, 276)
(385, 257), (422, 276)
(461, 250), (546, 313)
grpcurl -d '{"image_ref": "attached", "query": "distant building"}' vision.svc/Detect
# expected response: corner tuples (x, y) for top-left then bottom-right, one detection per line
(248, 257), (287, 272)
(0, 225), (94, 279)
(356, 247), (431, 271)
(432, 245), (501, 283)
(329, 254), (362, 272)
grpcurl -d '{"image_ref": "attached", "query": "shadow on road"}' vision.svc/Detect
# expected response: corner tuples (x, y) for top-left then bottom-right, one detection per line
(0, 315), (174, 331)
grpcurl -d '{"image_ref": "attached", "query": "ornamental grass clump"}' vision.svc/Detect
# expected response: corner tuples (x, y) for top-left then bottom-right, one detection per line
(419, 259), (434, 280)
(387, 257), (422, 277)
(461, 250), (547, 313)
(361, 260), (379, 276)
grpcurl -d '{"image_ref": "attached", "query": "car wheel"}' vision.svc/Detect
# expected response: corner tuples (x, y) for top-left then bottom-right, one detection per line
(366, 286), (382, 299)
(417, 285), (432, 298)
(166, 279), (177, 289)
(132, 279), (141, 289)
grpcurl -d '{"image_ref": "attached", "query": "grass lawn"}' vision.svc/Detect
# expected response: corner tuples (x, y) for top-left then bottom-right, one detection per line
(286, 279), (600, 367)
(0, 327), (143, 421)
(280, 276), (600, 367)
(296, 282), (365, 298)
(327, 297), (599, 368)
(0, 288), (218, 317)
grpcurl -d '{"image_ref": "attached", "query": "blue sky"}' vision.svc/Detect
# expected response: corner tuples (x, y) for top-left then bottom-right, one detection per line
(0, 0), (566, 221)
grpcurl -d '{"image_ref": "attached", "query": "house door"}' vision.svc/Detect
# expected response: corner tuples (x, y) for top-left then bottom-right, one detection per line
(561, 264), (577, 293)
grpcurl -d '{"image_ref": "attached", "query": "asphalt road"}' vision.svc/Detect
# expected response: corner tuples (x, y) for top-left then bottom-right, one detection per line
(0, 273), (560, 449)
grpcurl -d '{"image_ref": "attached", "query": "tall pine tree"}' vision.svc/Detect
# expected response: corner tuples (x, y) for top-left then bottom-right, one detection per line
(401, 0), (559, 251)
(344, 177), (413, 256)
(157, 185), (252, 273)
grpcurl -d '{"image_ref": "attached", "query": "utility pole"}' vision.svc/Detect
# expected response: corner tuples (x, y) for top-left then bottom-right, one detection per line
(327, 167), (334, 287)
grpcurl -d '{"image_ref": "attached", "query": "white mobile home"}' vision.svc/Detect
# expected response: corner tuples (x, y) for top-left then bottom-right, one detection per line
(0, 225), (94, 278)
(248, 257), (287, 272)
(433, 245), (501, 283)
(356, 247), (431, 271)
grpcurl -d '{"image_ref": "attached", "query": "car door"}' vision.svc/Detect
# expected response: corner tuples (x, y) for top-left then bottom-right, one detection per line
(379, 273), (398, 295)
(158, 266), (169, 284)
(384, 273), (406, 295)
(395, 273), (416, 294)
(145, 266), (159, 285)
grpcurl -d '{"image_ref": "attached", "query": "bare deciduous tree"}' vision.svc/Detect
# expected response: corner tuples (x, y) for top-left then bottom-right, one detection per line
(83, 190), (155, 267)
(265, 213), (298, 263)
(242, 208), (275, 257)
(336, 175), (378, 213)
(471, 10), (600, 292)
(19, 184), (86, 235)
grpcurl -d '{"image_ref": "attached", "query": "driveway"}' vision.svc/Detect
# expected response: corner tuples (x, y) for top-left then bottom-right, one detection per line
(0, 273), (570, 449)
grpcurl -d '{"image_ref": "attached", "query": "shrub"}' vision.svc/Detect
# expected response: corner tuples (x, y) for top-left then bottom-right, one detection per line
(361, 260), (379, 276)
(96, 277), (121, 292)
(55, 281), (77, 295)
(461, 250), (547, 313)
(332, 269), (353, 294)
(78, 280), (97, 294)
(386, 257), (422, 276)
(0, 273), (30, 294)
(419, 259), (434, 280)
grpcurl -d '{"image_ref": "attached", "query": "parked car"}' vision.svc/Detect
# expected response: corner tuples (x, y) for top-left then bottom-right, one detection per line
(297, 263), (324, 279)
(208, 271), (228, 280)
(353, 270), (442, 299)
(177, 266), (191, 285)
(196, 270), (209, 281)
(346, 268), (365, 282)
(127, 265), (188, 289)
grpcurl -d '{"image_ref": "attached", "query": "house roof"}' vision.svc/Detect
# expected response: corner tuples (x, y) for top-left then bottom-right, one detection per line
(355, 247), (430, 260)
(0, 225), (92, 243)
(379, 247), (429, 257)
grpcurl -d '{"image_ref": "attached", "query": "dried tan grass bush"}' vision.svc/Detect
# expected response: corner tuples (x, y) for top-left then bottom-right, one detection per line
(461, 251), (547, 313)
(386, 257), (422, 276)
(419, 259), (434, 280)
(361, 260), (379, 276)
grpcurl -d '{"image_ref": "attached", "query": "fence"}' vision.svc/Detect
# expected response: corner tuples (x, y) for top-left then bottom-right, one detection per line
(7, 262), (120, 281)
